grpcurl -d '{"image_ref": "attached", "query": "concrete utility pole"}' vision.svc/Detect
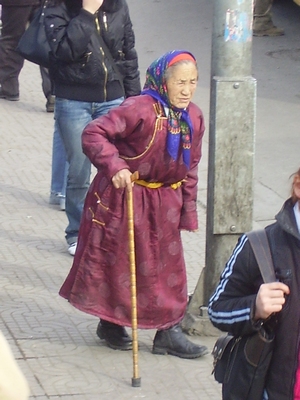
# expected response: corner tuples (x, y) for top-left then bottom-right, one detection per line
(185, 0), (256, 327)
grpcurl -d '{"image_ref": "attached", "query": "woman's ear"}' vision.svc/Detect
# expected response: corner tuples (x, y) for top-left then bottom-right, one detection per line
(292, 173), (300, 202)
(294, 176), (300, 200)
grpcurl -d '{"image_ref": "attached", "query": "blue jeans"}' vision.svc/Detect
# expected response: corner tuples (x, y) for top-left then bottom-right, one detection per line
(50, 119), (68, 197)
(54, 97), (124, 245)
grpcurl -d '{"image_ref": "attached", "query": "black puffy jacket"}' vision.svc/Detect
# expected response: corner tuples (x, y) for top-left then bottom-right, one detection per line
(44, 0), (141, 102)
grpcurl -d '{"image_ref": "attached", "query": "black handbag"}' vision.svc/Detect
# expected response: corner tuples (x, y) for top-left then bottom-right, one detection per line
(16, 0), (50, 68)
(212, 229), (277, 400)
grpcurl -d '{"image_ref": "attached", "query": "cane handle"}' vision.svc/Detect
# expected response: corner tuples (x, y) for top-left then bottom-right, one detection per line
(130, 171), (139, 183)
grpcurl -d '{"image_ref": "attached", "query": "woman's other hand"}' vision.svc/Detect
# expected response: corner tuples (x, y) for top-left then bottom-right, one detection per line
(112, 169), (133, 192)
(82, 0), (104, 14)
(255, 282), (290, 320)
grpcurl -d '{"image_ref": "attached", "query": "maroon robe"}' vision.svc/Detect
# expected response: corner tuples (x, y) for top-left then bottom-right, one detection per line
(59, 95), (205, 330)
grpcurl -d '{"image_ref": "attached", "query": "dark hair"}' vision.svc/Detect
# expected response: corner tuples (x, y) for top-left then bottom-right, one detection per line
(46, 0), (82, 14)
(291, 168), (300, 204)
(46, 0), (119, 13)
(46, 0), (64, 6)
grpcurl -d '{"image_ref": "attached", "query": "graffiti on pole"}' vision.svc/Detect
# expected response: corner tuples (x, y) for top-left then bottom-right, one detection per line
(224, 9), (252, 43)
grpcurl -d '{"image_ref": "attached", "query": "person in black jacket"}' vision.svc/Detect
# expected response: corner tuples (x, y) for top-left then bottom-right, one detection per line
(44, 0), (141, 255)
(208, 167), (300, 399)
(0, 0), (54, 109)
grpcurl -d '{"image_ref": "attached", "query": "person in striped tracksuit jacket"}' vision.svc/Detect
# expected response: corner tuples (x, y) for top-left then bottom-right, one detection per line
(208, 167), (300, 400)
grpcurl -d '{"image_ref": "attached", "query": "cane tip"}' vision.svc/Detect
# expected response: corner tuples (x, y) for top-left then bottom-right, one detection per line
(131, 377), (141, 387)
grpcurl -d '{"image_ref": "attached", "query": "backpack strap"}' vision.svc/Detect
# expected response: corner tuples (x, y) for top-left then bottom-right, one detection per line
(246, 229), (276, 283)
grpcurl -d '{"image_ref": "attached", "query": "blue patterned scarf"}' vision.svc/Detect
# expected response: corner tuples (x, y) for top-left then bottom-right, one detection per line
(141, 50), (196, 169)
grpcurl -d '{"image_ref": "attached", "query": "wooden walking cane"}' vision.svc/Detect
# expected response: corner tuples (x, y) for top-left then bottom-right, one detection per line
(127, 171), (141, 387)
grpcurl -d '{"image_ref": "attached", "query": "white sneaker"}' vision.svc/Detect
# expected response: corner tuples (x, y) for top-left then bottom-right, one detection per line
(59, 196), (66, 211)
(49, 192), (61, 205)
(49, 192), (65, 211)
(68, 242), (77, 256)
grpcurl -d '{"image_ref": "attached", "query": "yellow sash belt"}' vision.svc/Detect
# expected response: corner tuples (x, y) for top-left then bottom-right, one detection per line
(134, 179), (185, 190)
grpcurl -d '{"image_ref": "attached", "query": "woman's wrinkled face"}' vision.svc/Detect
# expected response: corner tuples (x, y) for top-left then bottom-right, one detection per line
(166, 62), (198, 109)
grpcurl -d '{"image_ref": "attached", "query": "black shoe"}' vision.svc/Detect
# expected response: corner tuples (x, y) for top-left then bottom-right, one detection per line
(253, 26), (284, 37)
(0, 88), (19, 101)
(46, 95), (55, 112)
(152, 325), (208, 359)
(96, 320), (132, 351)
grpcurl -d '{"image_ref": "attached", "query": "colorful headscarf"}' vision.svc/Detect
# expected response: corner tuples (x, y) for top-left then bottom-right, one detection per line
(141, 50), (197, 169)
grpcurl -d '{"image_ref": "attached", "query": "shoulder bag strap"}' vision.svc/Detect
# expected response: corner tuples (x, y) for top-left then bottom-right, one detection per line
(96, 33), (125, 95)
(246, 229), (276, 283)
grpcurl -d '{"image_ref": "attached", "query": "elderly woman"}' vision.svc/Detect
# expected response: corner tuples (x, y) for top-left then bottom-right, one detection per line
(208, 167), (300, 399)
(59, 50), (207, 359)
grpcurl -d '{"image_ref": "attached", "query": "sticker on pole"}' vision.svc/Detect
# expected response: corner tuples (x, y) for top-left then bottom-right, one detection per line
(224, 9), (252, 43)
